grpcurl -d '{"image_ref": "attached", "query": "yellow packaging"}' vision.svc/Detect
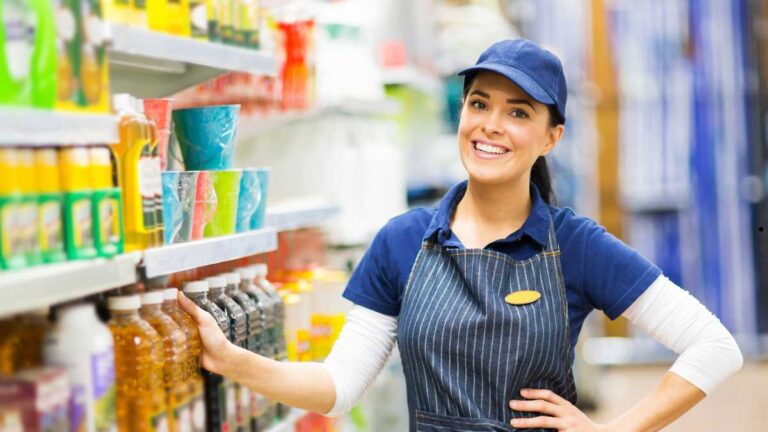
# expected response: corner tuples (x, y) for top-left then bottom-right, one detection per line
(0, 149), (26, 270)
(16, 149), (42, 265)
(101, 0), (134, 25)
(58, 147), (97, 260)
(147, 0), (191, 36)
(34, 149), (67, 263)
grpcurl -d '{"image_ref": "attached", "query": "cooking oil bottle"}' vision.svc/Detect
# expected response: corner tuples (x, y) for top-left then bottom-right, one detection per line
(107, 295), (168, 431)
(140, 291), (189, 432)
(162, 287), (206, 432)
(0, 309), (49, 375)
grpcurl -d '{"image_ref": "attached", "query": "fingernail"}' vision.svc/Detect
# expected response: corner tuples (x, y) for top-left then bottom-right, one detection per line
(509, 400), (515, 408)
(520, 389), (528, 395)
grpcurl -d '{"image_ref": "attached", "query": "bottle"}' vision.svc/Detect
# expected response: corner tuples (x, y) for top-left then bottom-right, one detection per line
(206, 0), (220, 41)
(111, 94), (153, 251)
(236, 266), (276, 428)
(107, 295), (168, 432)
(162, 287), (206, 432)
(182, 280), (232, 432)
(79, 0), (110, 112)
(59, 146), (98, 260)
(189, 0), (209, 40)
(140, 291), (189, 432)
(0, 148), (26, 270)
(147, 0), (191, 36)
(0, 309), (49, 375)
(16, 149), (42, 266)
(89, 146), (125, 258)
(44, 303), (117, 432)
(133, 0), (148, 27)
(207, 275), (248, 431)
(101, 0), (134, 25)
(34, 148), (67, 263)
(136, 100), (164, 248)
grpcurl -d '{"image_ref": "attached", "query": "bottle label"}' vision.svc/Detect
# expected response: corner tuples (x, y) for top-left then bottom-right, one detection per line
(137, 151), (156, 230)
(3, 0), (35, 81)
(99, 197), (121, 244)
(92, 349), (117, 431)
(69, 384), (88, 432)
(190, 2), (208, 38)
(17, 200), (37, 256)
(72, 199), (94, 248)
(40, 200), (63, 252)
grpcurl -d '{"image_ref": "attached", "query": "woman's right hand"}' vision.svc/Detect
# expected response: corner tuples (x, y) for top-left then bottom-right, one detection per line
(177, 291), (233, 375)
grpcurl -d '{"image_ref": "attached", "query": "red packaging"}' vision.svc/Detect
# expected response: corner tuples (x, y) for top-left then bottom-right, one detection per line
(0, 368), (69, 432)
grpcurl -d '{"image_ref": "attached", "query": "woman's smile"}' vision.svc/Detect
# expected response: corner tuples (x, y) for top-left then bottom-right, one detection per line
(471, 139), (511, 159)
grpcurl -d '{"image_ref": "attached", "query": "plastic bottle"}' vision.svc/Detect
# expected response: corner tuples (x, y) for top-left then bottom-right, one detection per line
(101, 0), (134, 25)
(111, 94), (153, 251)
(136, 100), (164, 248)
(44, 303), (117, 432)
(59, 146), (98, 260)
(78, 0), (110, 112)
(133, 0), (148, 27)
(189, 0), (209, 40)
(236, 266), (276, 428)
(140, 291), (189, 432)
(162, 287), (206, 432)
(182, 280), (233, 432)
(107, 295), (168, 432)
(34, 148), (66, 263)
(147, 0), (191, 36)
(0, 148), (25, 270)
(207, 275), (248, 431)
(89, 146), (125, 258)
(15, 149), (41, 266)
(0, 309), (49, 375)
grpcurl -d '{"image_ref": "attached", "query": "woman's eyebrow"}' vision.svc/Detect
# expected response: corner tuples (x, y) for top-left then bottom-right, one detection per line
(506, 98), (536, 112)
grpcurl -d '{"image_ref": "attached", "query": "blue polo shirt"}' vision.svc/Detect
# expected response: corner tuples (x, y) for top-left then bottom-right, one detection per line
(342, 180), (663, 352)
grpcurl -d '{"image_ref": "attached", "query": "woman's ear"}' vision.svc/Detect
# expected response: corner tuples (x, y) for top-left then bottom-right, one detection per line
(542, 124), (564, 156)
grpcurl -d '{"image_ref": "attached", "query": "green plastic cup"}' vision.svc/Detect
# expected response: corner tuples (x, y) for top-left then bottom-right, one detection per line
(204, 169), (242, 237)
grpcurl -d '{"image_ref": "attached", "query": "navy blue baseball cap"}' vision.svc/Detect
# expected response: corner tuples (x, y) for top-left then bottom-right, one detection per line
(458, 39), (567, 124)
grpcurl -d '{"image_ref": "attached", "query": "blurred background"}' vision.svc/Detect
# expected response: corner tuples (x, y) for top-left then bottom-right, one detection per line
(0, 0), (766, 431)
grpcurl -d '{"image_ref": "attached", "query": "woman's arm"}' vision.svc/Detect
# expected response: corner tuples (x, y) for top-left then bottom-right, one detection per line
(178, 292), (336, 413)
(510, 275), (743, 431)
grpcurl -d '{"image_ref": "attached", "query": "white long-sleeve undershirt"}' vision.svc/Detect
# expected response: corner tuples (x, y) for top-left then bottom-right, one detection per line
(322, 275), (743, 417)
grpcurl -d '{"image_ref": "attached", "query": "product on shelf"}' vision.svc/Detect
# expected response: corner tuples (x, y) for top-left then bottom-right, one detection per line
(17, 149), (42, 266)
(44, 302), (117, 432)
(0, 310), (49, 375)
(189, 0), (209, 40)
(191, 171), (215, 240)
(136, 99), (165, 247)
(250, 168), (270, 230)
(171, 104), (240, 171)
(140, 291), (190, 432)
(206, 275), (248, 429)
(0, 367), (70, 432)
(111, 94), (160, 251)
(182, 280), (233, 432)
(143, 98), (173, 171)
(107, 295), (167, 432)
(161, 287), (206, 432)
(236, 168), (259, 233)
(161, 171), (183, 245)
(0, 148), (25, 269)
(89, 146), (125, 257)
(147, 0), (191, 37)
(59, 146), (97, 259)
(204, 169), (241, 237)
(34, 148), (67, 264)
(0, 0), (57, 108)
(233, 0), (259, 48)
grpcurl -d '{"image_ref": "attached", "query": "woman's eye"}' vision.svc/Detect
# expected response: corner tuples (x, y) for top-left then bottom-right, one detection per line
(470, 100), (487, 110)
(509, 109), (529, 119)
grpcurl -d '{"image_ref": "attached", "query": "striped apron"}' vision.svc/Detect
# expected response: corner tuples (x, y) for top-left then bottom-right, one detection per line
(397, 217), (577, 431)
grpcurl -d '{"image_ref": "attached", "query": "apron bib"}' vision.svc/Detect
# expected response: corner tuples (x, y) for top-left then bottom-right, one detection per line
(397, 217), (576, 431)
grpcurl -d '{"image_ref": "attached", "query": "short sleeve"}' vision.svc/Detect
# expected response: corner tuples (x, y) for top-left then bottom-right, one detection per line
(582, 221), (663, 320)
(342, 225), (401, 316)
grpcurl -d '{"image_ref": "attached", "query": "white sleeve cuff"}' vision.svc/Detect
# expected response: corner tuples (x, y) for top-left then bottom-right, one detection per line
(622, 275), (744, 394)
(322, 305), (398, 417)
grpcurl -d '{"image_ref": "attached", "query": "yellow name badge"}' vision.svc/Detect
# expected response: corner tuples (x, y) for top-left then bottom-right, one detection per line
(505, 290), (541, 305)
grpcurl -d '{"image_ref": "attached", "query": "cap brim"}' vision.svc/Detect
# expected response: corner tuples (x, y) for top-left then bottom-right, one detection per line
(458, 63), (555, 106)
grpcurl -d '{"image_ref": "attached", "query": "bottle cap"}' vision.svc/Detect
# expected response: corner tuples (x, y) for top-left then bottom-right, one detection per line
(108, 295), (141, 311)
(223, 273), (241, 285)
(183, 281), (209, 294)
(163, 288), (179, 300)
(237, 267), (257, 280)
(252, 263), (268, 277)
(206, 276), (226, 289)
(141, 291), (164, 305)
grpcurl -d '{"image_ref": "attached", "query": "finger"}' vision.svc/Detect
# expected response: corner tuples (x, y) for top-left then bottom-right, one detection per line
(520, 388), (569, 406)
(177, 291), (205, 324)
(509, 399), (562, 417)
(510, 416), (561, 429)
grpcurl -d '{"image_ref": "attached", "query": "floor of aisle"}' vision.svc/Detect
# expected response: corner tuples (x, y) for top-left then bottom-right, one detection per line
(587, 361), (768, 431)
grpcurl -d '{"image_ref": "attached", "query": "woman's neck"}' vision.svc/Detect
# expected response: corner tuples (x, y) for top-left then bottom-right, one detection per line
(453, 177), (532, 236)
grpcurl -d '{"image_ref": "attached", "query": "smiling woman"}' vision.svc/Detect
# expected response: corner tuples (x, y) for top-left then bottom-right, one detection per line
(178, 39), (743, 432)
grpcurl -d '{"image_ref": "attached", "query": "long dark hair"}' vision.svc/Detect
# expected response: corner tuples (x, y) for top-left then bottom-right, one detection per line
(462, 77), (561, 205)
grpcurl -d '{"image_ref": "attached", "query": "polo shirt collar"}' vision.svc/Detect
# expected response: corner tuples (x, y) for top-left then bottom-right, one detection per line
(423, 180), (550, 248)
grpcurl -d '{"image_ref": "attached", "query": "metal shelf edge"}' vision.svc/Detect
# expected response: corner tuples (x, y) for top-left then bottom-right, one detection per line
(0, 109), (119, 146)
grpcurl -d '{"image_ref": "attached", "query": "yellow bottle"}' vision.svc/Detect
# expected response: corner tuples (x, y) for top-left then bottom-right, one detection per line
(34, 149), (67, 263)
(59, 147), (98, 260)
(107, 295), (168, 432)
(0, 148), (26, 270)
(161, 287), (206, 432)
(111, 94), (153, 251)
(140, 291), (189, 432)
(147, 0), (191, 36)
(89, 146), (125, 257)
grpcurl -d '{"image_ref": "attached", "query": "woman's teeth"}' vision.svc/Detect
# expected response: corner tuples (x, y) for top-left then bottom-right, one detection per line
(474, 142), (508, 155)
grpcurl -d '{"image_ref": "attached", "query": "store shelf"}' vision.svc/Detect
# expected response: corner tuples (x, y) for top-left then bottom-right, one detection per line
(266, 202), (341, 231)
(0, 253), (141, 316)
(265, 408), (307, 432)
(107, 24), (277, 98)
(141, 228), (278, 278)
(0, 108), (119, 146)
(382, 65), (443, 94)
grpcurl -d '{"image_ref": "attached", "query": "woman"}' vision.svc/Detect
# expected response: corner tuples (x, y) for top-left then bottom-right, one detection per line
(179, 39), (744, 431)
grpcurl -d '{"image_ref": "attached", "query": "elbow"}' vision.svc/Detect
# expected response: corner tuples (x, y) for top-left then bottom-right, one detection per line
(724, 335), (744, 376)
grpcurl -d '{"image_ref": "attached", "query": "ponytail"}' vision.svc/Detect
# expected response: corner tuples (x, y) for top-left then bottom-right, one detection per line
(531, 156), (554, 205)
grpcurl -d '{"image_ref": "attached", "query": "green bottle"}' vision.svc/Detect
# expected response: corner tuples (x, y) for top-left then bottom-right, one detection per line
(89, 147), (124, 258)
(0, 148), (27, 270)
(17, 149), (42, 266)
(59, 147), (97, 260)
(34, 148), (67, 263)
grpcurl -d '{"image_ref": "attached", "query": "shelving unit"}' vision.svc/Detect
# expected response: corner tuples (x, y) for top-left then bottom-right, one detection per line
(0, 108), (119, 146)
(107, 24), (277, 98)
(382, 65), (443, 94)
(266, 202), (341, 231)
(141, 228), (278, 278)
(0, 253), (141, 317)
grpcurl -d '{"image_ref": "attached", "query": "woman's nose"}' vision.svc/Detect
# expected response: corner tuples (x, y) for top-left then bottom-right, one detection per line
(482, 113), (504, 135)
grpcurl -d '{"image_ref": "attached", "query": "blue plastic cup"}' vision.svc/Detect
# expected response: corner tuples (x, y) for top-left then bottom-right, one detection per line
(249, 168), (271, 230)
(236, 168), (261, 232)
(176, 171), (199, 242)
(161, 171), (182, 244)
(172, 105), (241, 170)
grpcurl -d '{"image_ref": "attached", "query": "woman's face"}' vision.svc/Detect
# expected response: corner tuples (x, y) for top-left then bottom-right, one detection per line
(458, 71), (563, 186)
